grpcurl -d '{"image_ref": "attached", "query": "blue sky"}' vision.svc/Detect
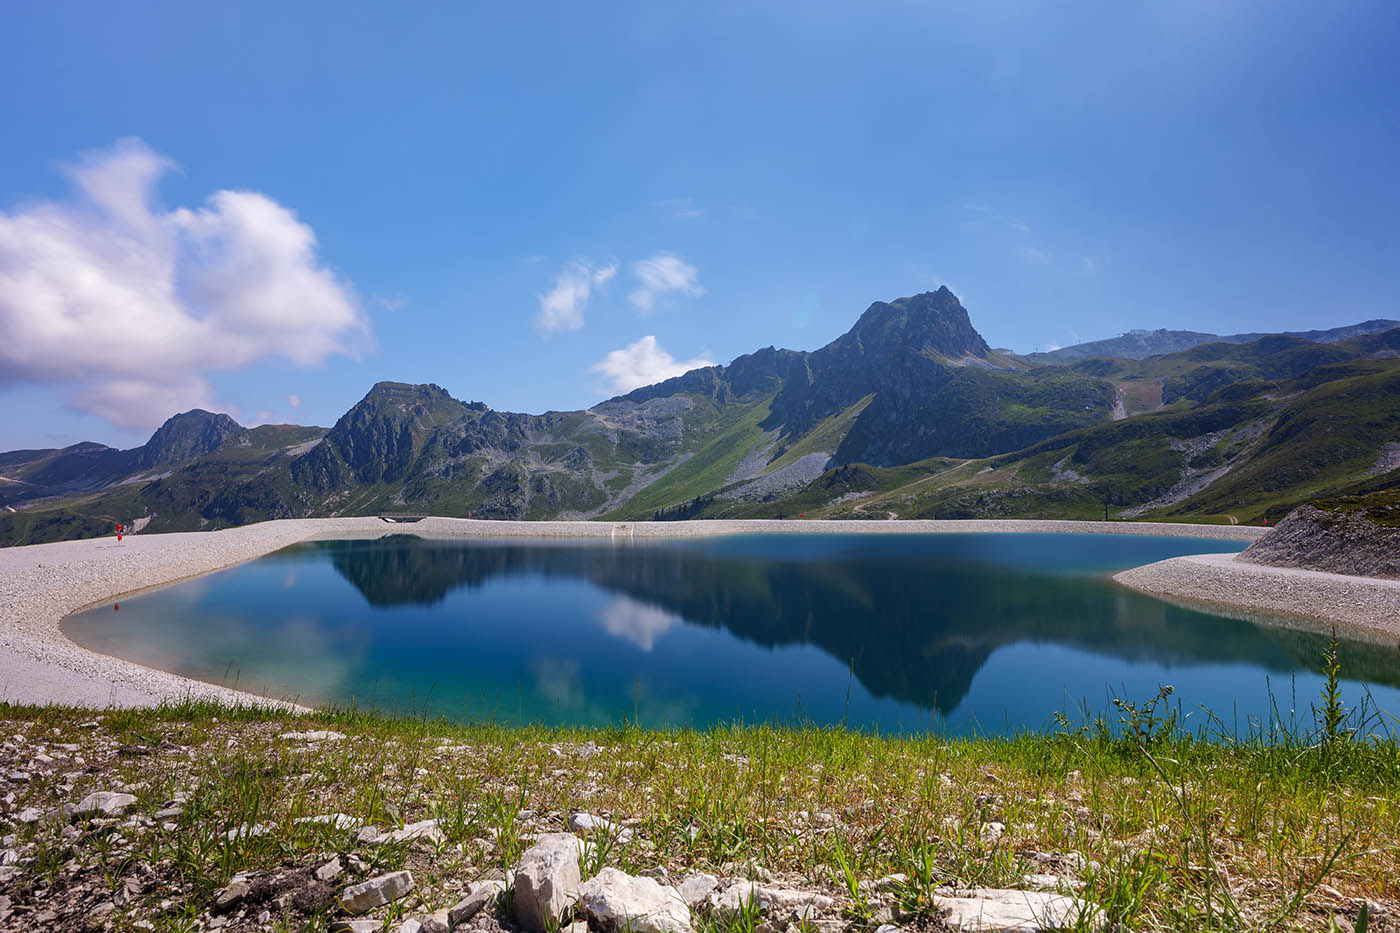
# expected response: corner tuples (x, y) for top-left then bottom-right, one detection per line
(1, 2), (1397, 450)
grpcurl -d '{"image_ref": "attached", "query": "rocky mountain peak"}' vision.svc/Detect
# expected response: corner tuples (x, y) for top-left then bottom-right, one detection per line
(835, 288), (992, 362)
(136, 410), (243, 469)
(325, 382), (471, 484)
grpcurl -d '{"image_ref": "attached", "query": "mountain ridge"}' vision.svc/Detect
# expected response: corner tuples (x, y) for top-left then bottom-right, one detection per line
(3, 288), (1398, 545)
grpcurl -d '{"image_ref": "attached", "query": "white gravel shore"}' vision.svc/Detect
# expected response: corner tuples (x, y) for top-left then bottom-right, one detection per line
(0, 516), (1275, 708)
(1114, 551), (1400, 643)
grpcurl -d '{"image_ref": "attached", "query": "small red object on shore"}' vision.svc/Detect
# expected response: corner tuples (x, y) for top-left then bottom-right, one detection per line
(116, 522), (123, 542)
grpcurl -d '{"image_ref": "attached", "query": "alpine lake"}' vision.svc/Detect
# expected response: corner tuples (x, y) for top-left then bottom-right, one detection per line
(64, 533), (1400, 735)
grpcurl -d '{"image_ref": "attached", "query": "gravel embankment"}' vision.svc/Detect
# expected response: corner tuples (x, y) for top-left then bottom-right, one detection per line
(1114, 551), (1400, 641)
(2, 516), (1266, 708)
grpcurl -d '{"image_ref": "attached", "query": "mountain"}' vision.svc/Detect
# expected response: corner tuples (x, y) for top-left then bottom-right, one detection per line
(1026, 319), (1400, 364)
(0, 409), (250, 509)
(2, 289), (1398, 545)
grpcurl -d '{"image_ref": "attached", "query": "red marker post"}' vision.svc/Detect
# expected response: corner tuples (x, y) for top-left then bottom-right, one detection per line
(116, 523), (123, 542)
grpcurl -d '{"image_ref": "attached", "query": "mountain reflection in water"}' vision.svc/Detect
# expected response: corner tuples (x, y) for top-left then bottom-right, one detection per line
(64, 533), (1400, 731)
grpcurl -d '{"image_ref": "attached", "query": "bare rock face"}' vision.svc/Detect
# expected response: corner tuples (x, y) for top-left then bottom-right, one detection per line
(577, 867), (693, 933)
(1241, 505), (1400, 579)
(514, 833), (582, 930)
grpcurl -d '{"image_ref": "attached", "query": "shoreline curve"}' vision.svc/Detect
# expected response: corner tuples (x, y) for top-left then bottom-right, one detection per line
(0, 515), (1290, 709)
(1113, 552), (1400, 645)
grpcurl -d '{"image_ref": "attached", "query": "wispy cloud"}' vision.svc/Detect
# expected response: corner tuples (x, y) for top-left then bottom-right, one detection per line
(589, 335), (714, 394)
(287, 394), (301, 408)
(1018, 245), (1051, 266)
(0, 138), (369, 430)
(534, 260), (617, 335)
(628, 253), (704, 313)
(964, 202), (1030, 233)
(373, 295), (407, 313)
(651, 197), (705, 221)
(1082, 256), (1098, 274)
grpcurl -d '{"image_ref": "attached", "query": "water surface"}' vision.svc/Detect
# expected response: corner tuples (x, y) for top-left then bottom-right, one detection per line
(65, 533), (1400, 733)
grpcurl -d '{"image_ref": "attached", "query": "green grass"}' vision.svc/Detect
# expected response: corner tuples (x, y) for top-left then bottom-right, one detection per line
(601, 396), (775, 520)
(1, 659), (1396, 931)
(762, 394), (874, 475)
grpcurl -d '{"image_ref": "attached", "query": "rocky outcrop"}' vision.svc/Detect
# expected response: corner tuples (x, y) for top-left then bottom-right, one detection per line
(1240, 505), (1400, 579)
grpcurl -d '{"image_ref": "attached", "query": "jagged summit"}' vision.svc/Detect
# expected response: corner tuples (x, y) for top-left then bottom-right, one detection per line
(832, 287), (993, 362)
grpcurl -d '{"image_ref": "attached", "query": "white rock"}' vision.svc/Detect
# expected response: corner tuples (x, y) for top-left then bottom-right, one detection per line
(215, 880), (250, 911)
(223, 822), (269, 842)
(577, 867), (693, 933)
(377, 818), (443, 845)
(419, 910), (451, 933)
(933, 889), (1102, 931)
(706, 885), (834, 921)
(279, 730), (346, 742)
(296, 813), (362, 831)
(1022, 873), (1084, 891)
(15, 807), (42, 824)
(341, 870), (414, 915)
(513, 832), (582, 930)
(397, 921), (422, 933)
(315, 856), (344, 883)
(331, 922), (381, 933)
(74, 791), (137, 817)
(676, 873), (719, 908)
(448, 879), (507, 925)
(569, 812), (634, 843)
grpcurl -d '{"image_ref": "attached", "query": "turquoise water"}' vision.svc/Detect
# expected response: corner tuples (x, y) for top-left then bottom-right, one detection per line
(64, 533), (1400, 733)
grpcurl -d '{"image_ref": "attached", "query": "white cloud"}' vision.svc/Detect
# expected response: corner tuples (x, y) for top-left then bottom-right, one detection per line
(596, 595), (679, 652)
(1082, 256), (1098, 274)
(651, 197), (705, 221)
(628, 253), (703, 313)
(589, 335), (715, 394)
(1018, 245), (1051, 266)
(287, 394), (301, 408)
(534, 260), (616, 334)
(964, 203), (1030, 233)
(373, 295), (407, 313)
(0, 138), (369, 430)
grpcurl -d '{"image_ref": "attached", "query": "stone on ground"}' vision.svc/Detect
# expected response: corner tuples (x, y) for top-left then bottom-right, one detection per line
(676, 873), (718, 908)
(569, 811), (634, 843)
(331, 922), (381, 933)
(577, 867), (693, 933)
(73, 791), (137, 817)
(341, 870), (415, 915)
(706, 884), (834, 921)
(934, 889), (1102, 931)
(280, 730), (346, 742)
(514, 832), (582, 930)
(448, 879), (507, 925)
